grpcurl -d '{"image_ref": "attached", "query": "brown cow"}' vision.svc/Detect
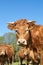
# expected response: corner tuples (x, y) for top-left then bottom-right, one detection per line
(7, 19), (43, 65)
(0, 44), (14, 65)
(17, 47), (40, 65)
(0, 44), (8, 65)
(5, 44), (14, 64)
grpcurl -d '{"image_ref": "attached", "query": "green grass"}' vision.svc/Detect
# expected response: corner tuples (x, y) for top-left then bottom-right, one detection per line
(13, 61), (26, 65)
(12, 62), (18, 65)
(12, 61), (32, 65)
(12, 62), (40, 65)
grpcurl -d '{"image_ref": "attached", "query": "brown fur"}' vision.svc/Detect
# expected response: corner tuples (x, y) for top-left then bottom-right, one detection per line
(0, 44), (14, 65)
(17, 47), (40, 65)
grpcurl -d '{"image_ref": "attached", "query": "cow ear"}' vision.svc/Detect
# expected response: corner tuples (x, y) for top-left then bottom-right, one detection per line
(29, 20), (36, 26)
(7, 22), (17, 30)
(27, 20), (36, 30)
(27, 20), (36, 25)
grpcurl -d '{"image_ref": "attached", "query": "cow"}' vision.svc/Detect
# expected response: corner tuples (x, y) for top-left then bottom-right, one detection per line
(5, 44), (14, 64)
(0, 44), (14, 65)
(0, 44), (8, 65)
(17, 47), (40, 65)
(7, 19), (43, 65)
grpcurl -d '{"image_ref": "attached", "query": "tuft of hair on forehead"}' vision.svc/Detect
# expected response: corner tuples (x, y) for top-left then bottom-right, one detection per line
(16, 19), (28, 24)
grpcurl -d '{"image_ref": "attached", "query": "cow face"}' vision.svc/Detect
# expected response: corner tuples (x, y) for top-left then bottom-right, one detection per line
(7, 19), (35, 46)
(16, 25), (29, 46)
(0, 48), (5, 55)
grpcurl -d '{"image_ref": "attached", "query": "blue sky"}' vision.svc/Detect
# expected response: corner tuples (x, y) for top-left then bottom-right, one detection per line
(0, 0), (43, 36)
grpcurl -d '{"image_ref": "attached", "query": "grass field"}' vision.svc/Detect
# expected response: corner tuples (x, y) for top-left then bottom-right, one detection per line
(12, 62), (26, 65)
(12, 62), (40, 65)
(13, 62), (18, 65)
(12, 61), (32, 65)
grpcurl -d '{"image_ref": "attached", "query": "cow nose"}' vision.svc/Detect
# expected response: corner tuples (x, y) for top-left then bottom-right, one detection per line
(17, 39), (27, 45)
(18, 40), (25, 44)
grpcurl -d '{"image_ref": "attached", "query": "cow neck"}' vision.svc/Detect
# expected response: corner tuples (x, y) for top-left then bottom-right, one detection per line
(27, 30), (33, 49)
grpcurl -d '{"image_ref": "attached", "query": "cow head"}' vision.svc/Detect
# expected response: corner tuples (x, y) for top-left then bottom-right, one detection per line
(0, 48), (5, 55)
(7, 19), (36, 46)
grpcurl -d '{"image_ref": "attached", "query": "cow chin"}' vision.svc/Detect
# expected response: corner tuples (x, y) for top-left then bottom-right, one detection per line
(17, 39), (27, 46)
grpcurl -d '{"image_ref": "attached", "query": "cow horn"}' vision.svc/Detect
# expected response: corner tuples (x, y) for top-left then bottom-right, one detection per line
(28, 20), (36, 23)
(28, 20), (32, 22)
(7, 22), (14, 24)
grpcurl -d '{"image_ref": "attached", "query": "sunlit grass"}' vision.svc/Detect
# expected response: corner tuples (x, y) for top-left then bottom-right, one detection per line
(12, 62), (18, 65)
(12, 61), (40, 65)
(12, 61), (32, 65)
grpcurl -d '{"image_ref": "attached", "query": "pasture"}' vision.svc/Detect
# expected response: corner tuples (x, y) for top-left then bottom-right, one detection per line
(12, 61), (32, 65)
(13, 62), (18, 65)
(13, 62), (40, 65)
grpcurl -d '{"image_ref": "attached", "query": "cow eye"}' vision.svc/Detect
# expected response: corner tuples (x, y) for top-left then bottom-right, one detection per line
(15, 30), (19, 34)
(25, 30), (29, 33)
(26, 29), (29, 31)
(23, 30), (29, 34)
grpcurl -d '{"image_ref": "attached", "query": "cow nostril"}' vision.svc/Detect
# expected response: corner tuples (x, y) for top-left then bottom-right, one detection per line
(23, 41), (25, 44)
(18, 41), (20, 43)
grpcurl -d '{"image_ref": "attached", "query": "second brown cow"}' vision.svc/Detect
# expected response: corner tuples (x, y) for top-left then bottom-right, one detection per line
(0, 44), (14, 65)
(17, 47), (40, 65)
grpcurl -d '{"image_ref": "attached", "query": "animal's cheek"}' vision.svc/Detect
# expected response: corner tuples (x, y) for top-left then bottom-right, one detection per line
(16, 34), (19, 39)
(24, 34), (29, 40)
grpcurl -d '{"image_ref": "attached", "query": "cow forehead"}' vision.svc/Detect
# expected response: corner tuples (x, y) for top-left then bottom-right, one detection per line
(16, 19), (28, 24)
(15, 20), (29, 27)
(16, 26), (28, 31)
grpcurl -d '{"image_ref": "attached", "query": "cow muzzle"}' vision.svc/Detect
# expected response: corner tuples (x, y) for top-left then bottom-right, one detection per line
(17, 39), (27, 45)
(0, 51), (5, 55)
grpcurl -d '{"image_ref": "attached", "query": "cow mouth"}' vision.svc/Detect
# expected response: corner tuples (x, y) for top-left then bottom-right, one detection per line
(18, 43), (27, 47)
